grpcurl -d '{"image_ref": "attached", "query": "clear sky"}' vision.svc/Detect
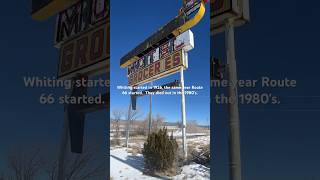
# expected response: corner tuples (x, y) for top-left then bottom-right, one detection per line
(110, 0), (210, 125)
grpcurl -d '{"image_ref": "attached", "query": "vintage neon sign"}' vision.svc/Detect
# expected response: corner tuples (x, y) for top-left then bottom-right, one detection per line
(127, 30), (194, 86)
(128, 50), (187, 86)
(58, 23), (109, 79)
(54, 0), (109, 48)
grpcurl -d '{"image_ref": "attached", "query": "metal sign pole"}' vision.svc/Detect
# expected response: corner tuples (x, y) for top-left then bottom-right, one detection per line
(57, 108), (69, 180)
(57, 85), (73, 180)
(180, 67), (187, 159)
(125, 101), (132, 148)
(225, 18), (242, 180)
(148, 81), (153, 135)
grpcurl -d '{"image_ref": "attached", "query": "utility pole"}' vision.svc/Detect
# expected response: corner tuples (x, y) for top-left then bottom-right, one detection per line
(225, 18), (242, 180)
(180, 66), (187, 159)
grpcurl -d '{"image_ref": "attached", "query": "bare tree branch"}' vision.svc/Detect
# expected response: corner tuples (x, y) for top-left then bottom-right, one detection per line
(112, 109), (123, 138)
(152, 114), (165, 132)
(45, 147), (106, 180)
(6, 147), (42, 180)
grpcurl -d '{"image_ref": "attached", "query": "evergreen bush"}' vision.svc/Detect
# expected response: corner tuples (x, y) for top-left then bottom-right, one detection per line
(142, 128), (178, 174)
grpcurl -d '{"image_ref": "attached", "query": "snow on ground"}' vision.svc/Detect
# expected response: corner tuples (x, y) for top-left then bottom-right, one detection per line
(171, 130), (209, 138)
(110, 148), (158, 180)
(186, 135), (210, 145)
(110, 148), (210, 180)
(172, 163), (210, 180)
(186, 135), (210, 152)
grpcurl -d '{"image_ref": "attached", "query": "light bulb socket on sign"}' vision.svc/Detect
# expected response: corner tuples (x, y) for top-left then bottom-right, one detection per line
(126, 30), (193, 86)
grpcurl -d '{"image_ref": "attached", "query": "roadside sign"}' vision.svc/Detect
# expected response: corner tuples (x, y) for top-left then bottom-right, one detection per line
(211, 0), (250, 35)
(127, 30), (193, 76)
(128, 50), (187, 86)
(127, 30), (194, 86)
(121, 1), (205, 159)
(31, 1), (110, 177)
(54, 0), (109, 48)
(184, 0), (202, 16)
(58, 22), (109, 80)
(120, 1), (205, 68)
(91, 0), (109, 24)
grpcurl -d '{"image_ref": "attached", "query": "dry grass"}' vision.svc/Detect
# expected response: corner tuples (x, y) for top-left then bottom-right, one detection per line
(127, 145), (142, 156)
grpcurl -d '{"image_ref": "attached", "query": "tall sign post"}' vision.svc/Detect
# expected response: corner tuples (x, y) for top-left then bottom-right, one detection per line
(225, 18), (242, 180)
(211, 0), (250, 180)
(180, 66), (188, 158)
(120, 0), (206, 159)
(148, 81), (153, 135)
(57, 95), (71, 180)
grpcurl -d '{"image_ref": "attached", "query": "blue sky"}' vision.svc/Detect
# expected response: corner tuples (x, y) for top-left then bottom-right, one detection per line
(110, 0), (210, 125)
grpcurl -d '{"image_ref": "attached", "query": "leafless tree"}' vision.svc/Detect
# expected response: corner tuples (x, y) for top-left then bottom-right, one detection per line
(125, 107), (142, 131)
(44, 147), (106, 180)
(0, 172), (7, 180)
(152, 114), (165, 132)
(6, 147), (43, 180)
(124, 106), (143, 147)
(132, 117), (148, 136)
(1, 145), (106, 180)
(125, 107), (142, 123)
(141, 117), (150, 135)
(112, 109), (123, 139)
(187, 120), (202, 133)
(44, 160), (57, 180)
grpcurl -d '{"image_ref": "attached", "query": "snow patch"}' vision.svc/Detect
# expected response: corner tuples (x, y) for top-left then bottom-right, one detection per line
(110, 148), (210, 180)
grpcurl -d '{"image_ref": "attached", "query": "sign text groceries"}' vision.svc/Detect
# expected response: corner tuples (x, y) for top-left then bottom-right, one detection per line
(59, 23), (109, 79)
(128, 50), (185, 86)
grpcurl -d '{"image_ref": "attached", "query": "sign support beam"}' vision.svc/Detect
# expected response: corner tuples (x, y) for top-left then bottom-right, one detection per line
(57, 76), (106, 179)
(57, 87), (72, 180)
(180, 67), (187, 159)
(225, 18), (242, 180)
(77, 93), (109, 113)
(125, 101), (132, 148)
(148, 82), (153, 135)
(57, 109), (69, 180)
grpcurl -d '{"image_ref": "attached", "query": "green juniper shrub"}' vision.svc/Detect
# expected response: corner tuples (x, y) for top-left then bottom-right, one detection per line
(142, 127), (178, 174)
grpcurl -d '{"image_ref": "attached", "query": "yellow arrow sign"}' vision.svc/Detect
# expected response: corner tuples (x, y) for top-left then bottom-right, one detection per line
(173, 0), (206, 36)
(31, 0), (79, 21)
(120, 0), (206, 68)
